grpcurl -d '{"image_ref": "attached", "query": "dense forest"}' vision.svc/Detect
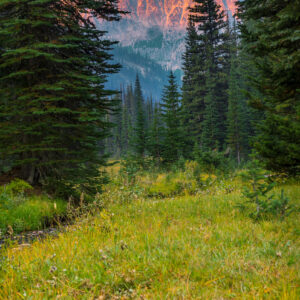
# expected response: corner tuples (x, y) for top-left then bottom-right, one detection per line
(0, 0), (299, 298)
(106, 0), (299, 174)
(0, 0), (299, 191)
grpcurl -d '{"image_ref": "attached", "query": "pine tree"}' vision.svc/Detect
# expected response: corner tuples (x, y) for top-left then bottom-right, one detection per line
(160, 72), (183, 163)
(121, 85), (134, 155)
(226, 24), (249, 165)
(132, 75), (146, 157)
(0, 0), (124, 192)
(121, 103), (130, 155)
(108, 92), (123, 157)
(181, 19), (206, 148)
(145, 96), (154, 131)
(216, 15), (232, 147)
(189, 0), (229, 151)
(147, 103), (164, 161)
(201, 64), (219, 150)
(237, 0), (300, 174)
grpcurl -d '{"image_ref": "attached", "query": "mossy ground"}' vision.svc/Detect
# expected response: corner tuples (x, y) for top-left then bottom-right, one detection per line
(0, 170), (299, 299)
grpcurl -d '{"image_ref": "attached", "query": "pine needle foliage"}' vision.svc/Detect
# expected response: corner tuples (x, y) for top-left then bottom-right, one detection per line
(237, 0), (300, 175)
(181, 19), (206, 149)
(160, 72), (184, 163)
(186, 0), (229, 151)
(132, 75), (147, 157)
(0, 0), (124, 195)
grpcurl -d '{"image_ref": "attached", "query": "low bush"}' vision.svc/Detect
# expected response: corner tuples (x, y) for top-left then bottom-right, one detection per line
(147, 176), (183, 198)
(195, 150), (229, 173)
(238, 159), (296, 220)
(119, 155), (143, 186)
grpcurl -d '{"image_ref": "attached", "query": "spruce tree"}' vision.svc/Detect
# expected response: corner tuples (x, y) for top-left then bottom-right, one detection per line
(0, 0), (123, 192)
(160, 72), (183, 163)
(145, 96), (154, 131)
(132, 75), (146, 157)
(108, 92), (123, 157)
(189, 0), (229, 151)
(147, 103), (164, 161)
(237, 0), (300, 174)
(181, 19), (206, 148)
(226, 25), (249, 165)
(121, 103), (131, 156)
(201, 64), (219, 150)
(121, 85), (134, 155)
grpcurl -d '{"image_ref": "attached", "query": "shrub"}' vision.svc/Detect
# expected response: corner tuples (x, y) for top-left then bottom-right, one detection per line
(119, 155), (142, 185)
(196, 151), (228, 173)
(170, 156), (186, 173)
(43, 168), (109, 203)
(268, 189), (295, 219)
(0, 178), (32, 196)
(239, 159), (294, 220)
(0, 179), (33, 210)
(184, 161), (201, 180)
(147, 175), (183, 198)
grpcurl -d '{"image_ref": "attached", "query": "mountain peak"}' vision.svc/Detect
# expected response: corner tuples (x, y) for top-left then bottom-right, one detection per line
(118, 0), (236, 29)
(105, 1), (236, 97)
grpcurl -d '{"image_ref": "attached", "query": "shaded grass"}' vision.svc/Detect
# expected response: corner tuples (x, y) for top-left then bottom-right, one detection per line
(0, 180), (299, 299)
(0, 179), (67, 234)
(0, 195), (66, 234)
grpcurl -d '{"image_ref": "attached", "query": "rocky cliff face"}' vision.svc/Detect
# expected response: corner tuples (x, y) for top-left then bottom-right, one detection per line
(118, 0), (236, 29)
(103, 0), (236, 97)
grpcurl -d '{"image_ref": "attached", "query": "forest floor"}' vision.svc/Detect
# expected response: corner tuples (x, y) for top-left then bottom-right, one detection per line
(0, 168), (299, 299)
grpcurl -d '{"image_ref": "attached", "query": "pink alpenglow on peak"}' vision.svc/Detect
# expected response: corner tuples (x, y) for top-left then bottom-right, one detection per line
(118, 0), (236, 29)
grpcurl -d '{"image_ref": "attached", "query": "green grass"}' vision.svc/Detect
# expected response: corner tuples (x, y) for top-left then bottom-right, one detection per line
(0, 175), (299, 299)
(0, 179), (67, 234)
(0, 196), (67, 234)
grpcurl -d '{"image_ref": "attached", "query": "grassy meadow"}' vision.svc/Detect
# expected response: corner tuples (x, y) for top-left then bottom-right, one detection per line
(0, 164), (299, 299)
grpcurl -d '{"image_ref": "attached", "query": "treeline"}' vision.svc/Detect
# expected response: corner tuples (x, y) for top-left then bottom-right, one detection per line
(107, 2), (253, 165)
(106, 0), (299, 175)
(0, 0), (299, 199)
(106, 73), (184, 164)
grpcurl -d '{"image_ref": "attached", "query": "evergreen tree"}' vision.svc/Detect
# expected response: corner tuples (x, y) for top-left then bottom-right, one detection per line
(122, 85), (134, 154)
(147, 103), (163, 161)
(160, 72), (183, 163)
(216, 15), (232, 146)
(109, 92), (123, 157)
(181, 19), (206, 148)
(226, 25), (249, 165)
(201, 64), (219, 150)
(0, 0), (123, 192)
(237, 0), (300, 174)
(132, 75), (146, 157)
(189, 0), (229, 150)
(145, 96), (154, 131)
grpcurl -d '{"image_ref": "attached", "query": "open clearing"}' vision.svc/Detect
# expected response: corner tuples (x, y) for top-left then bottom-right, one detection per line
(0, 180), (299, 299)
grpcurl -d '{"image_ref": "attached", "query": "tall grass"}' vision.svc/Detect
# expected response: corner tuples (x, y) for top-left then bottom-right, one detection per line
(0, 171), (299, 299)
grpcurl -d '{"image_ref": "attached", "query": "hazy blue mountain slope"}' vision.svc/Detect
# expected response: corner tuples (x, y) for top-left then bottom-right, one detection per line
(107, 45), (182, 99)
